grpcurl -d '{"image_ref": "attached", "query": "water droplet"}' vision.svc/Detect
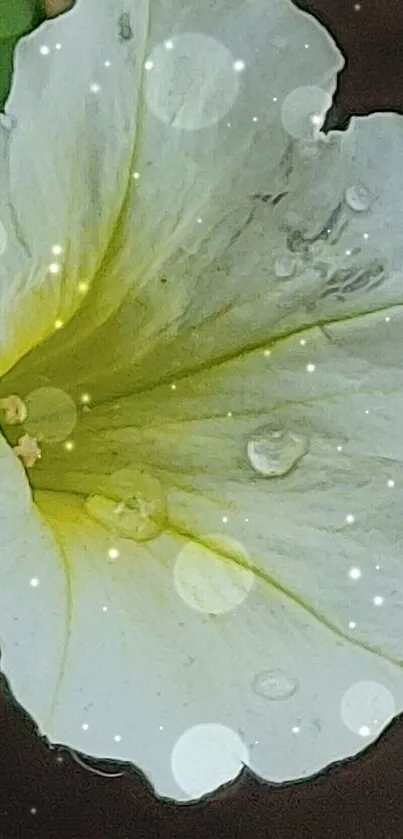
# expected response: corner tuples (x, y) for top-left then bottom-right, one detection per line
(273, 252), (296, 278)
(252, 669), (298, 700)
(85, 469), (166, 542)
(246, 423), (309, 477)
(344, 185), (371, 212)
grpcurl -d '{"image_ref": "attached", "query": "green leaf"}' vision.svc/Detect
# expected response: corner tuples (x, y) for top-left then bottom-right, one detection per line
(0, 0), (35, 38)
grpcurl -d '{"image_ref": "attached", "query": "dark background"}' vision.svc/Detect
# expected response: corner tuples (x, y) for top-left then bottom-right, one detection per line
(1, 1), (403, 837)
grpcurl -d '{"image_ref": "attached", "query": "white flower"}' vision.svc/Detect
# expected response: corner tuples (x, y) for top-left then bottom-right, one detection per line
(0, 0), (401, 802)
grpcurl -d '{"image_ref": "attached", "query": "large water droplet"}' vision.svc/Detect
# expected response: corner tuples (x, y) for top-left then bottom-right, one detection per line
(246, 423), (309, 477)
(344, 185), (371, 212)
(85, 469), (166, 542)
(253, 669), (298, 700)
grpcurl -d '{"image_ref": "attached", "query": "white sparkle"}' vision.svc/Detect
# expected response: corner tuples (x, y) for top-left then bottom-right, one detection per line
(159, 725), (164, 730)
(310, 114), (322, 126)
(55, 43), (62, 50)
(90, 82), (101, 93)
(197, 218), (203, 224)
(363, 232), (369, 240)
(82, 723), (89, 731)
(348, 567), (362, 580)
(304, 43), (310, 49)
(52, 244), (63, 255)
(227, 411), (233, 417)
(132, 171), (140, 179)
(222, 516), (229, 523)
(64, 440), (75, 451)
(272, 96), (278, 102)
(349, 621), (356, 629)
(244, 517), (249, 523)
(30, 577), (40, 587)
(252, 116), (258, 122)
(336, 445), (343, 452)
(30, 807), (37, 815)
(365, 409), (370, 415)
(375, 564), (380, 570)
(114, 734), (122, 742)
(373, 595), (384, 606)
(385, 316), (391, 323)
(164, 40), (174, 50)
(359, 725), (370, 737)
(108, 547), (120, 559)
(345, 249), (352, 256)
(40, 45), (50, 55)
(387, 479), (395, 488)
(54, 319), (64, 330)
(306, 363), (316, 373)
(345, 513), (355, 524)
(170, 383), (177, 391)
(104, 60), (111, 67)
(291, 726), (300, 734)
(233, 59), (246, 72)
(78, 281), (89, 294)
(263, 349), (271, 357)
(80, 393), (91, 404)
(299, 339), (306, 346)
(102, 605), (108, 612)
(49, 262), (61, 274)
(144, 60), (154, 70)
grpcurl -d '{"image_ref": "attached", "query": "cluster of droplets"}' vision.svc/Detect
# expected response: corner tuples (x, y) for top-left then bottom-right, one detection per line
(272, 178), (373, 284)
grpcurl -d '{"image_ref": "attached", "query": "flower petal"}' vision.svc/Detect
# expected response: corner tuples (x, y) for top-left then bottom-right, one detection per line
(0, 0), (148, 375)
(4, 0), (342, 389)
(0, 432), (70, 724)
(3, 111), (402, 799)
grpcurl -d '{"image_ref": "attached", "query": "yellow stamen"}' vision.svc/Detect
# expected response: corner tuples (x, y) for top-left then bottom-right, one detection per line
(13, 434), (42, 468)
(0, 394), (28, 425)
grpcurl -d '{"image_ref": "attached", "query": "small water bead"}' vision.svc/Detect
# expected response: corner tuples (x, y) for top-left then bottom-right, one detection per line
(252, 669), (298, 701)
(85, 469), (166, 542)
(273, 252), (296, 278)
(344, 185), (371, 213)
(247, 424), (309, 478)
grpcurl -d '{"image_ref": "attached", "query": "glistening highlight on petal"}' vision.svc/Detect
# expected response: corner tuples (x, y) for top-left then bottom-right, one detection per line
(0, 0), (402, 805)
